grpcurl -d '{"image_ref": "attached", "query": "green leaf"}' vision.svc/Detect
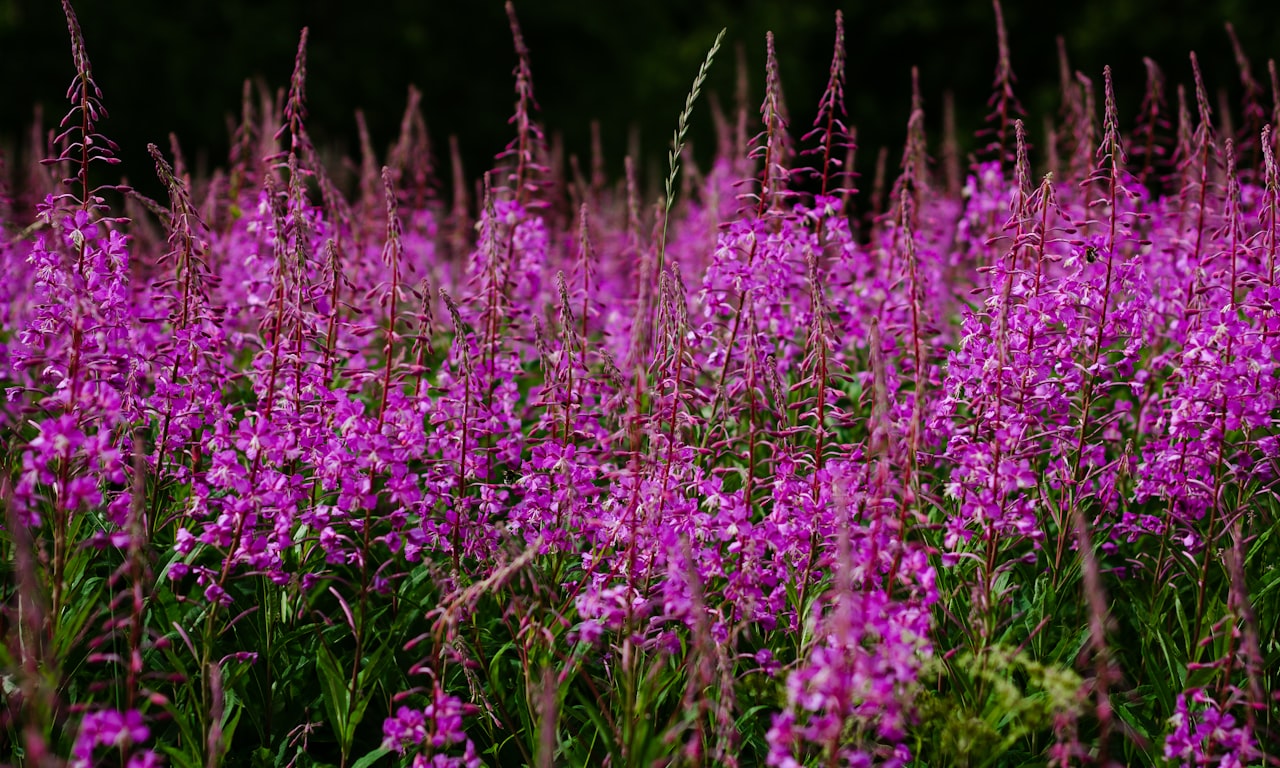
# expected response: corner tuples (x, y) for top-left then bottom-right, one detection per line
(1112, 698), (1152, 741)
(159, 744), (205, 768)
(569, 683), (619, 764)
(52, 574), (105, 660)
(220, 688), (245, 749)
(316, 637), (353, 754)
(350, 747), (392, 768)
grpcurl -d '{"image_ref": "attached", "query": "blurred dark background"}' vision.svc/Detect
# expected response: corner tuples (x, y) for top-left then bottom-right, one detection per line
(1, 0), (1278, 204)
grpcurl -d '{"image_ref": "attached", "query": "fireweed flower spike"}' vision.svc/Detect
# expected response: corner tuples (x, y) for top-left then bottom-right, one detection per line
(4, 4), (1280, 767)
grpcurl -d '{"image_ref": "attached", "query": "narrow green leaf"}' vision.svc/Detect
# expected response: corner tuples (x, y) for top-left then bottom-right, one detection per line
(350, 747), (392, 768)
(316, 638), (353, 750)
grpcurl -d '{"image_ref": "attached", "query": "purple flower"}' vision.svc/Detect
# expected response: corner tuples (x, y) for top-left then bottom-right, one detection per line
(382, 688), (479, 767)
(70, 709), (150, 768)
(1164, 687), (1261, 768)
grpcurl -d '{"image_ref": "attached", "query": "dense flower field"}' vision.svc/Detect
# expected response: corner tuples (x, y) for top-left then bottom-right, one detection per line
(2, 1), (1279, 766)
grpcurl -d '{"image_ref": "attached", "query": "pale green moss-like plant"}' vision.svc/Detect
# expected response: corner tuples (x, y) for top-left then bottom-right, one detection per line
(912, 646), (1085, 768)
